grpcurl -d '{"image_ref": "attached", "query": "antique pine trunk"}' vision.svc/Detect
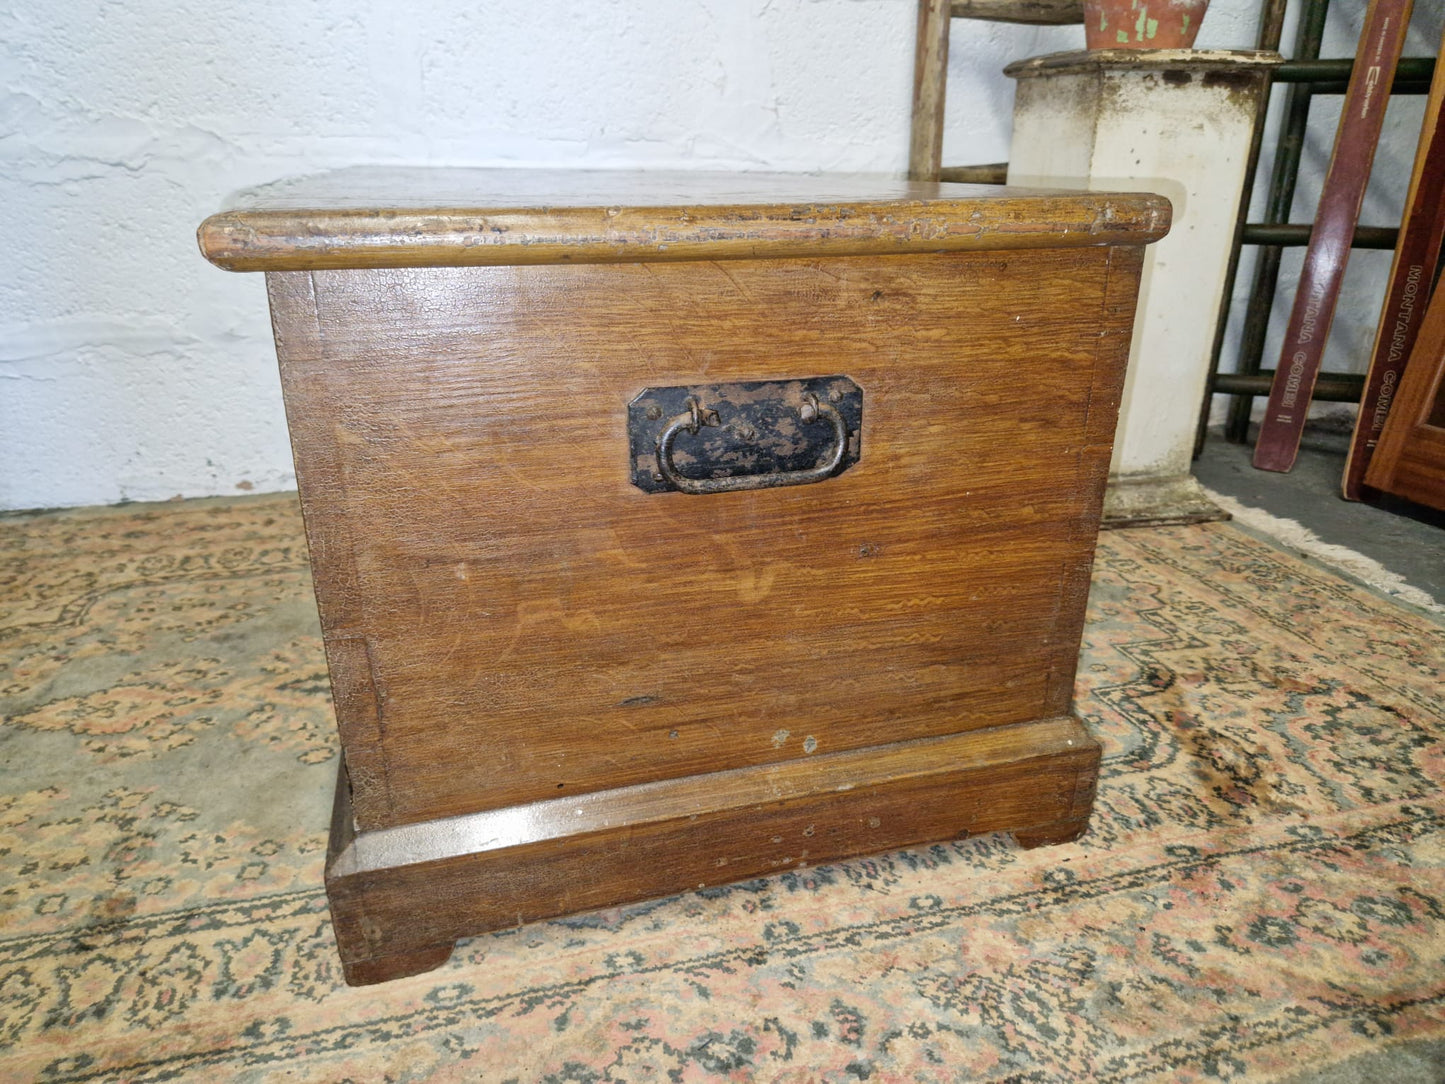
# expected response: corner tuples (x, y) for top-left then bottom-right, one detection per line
(198, 169), (1170, 985)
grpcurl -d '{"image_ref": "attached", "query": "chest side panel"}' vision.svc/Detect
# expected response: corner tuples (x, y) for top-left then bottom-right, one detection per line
(272, 247), (1137, 829)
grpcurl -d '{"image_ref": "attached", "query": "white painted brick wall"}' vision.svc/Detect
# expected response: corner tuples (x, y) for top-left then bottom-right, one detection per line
(4, 0), (1432, 511)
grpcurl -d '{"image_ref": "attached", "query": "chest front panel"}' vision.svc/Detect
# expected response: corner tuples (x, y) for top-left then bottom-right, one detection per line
(269, 246), (1137, 830)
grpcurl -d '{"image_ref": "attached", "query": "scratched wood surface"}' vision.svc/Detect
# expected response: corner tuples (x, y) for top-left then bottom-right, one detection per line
(266, 244), (1143, 831)
(325, 715), (1100, 984)
(197, 167), (1170, 271)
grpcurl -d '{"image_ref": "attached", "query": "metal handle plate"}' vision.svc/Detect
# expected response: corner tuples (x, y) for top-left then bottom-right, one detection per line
(627, 377), (863, 495)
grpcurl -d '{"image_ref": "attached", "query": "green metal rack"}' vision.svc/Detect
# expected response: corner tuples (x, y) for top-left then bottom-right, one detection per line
(1197, 0), (1436, 451)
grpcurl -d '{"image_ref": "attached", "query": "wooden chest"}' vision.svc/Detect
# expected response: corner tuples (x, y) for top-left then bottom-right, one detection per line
(199, 169), (1169, 984)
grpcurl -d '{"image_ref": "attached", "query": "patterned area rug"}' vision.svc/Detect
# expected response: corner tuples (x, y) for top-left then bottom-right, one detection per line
(1, 494), (1442, 1082)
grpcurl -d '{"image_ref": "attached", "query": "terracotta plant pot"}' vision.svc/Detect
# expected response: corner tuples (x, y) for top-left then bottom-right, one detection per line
(1083, 0), (1209, 49)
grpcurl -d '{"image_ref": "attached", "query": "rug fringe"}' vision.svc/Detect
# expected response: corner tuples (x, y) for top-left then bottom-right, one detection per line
(1199, 485), (1443, 616)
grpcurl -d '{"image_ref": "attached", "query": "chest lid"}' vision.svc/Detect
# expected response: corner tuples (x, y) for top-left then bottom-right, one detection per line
(198, 166), (1170, 272)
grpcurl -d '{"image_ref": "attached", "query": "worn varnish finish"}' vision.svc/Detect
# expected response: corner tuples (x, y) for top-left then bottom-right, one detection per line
(267, 249), (1141, 830)
(200, 169), (1168, 984)
(326, 716), (1100, 986)
(198, 167), (1168, 271)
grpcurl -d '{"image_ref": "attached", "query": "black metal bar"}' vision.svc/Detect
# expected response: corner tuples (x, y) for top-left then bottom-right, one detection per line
(1193, 0), (1288, 459)
(1285, 76), (1433, 95)
(1212, 371), (1365, 401)
(1224, 0), (1331, 445)
(1274, 56), (1435, 86)
(1239, 223), (1399, 248)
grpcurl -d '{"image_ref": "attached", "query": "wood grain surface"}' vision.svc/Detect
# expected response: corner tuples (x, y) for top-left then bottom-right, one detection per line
(198, 167), (1169, 272)
(1344, 28), (1445, 501)
(268, 245), (1143, 831)
(325, 713), (1101, 984)
(225, 171), (1160, 983)
(1364, 283), (1445, 510)
(1253, 0), (1414, 472)
(909, 0), (952, 182)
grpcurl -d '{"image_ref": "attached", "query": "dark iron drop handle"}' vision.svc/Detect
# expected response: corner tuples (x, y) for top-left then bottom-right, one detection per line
(656, 394), (848, 495)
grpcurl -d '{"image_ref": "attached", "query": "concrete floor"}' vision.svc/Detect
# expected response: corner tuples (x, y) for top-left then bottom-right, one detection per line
(1193, 420), (1445, 609)
(1277, 1036), (1445, 1084)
